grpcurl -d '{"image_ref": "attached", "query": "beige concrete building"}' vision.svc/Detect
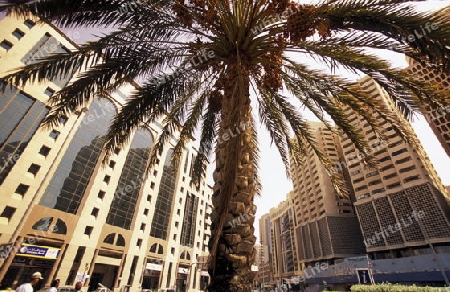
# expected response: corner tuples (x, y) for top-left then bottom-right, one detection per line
(406, 57), (450, 157)
(0, 15), (212, 292)
(290, 122), (365, 267)
(267, 192), (299, 284)
(258, 213), (273, 287)
(341, 76), (450, 259)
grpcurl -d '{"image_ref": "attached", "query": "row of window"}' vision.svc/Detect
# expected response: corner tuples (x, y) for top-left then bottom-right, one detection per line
(0, 20), (35, 51)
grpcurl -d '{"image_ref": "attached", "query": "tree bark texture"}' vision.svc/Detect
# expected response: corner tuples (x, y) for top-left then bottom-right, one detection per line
(208, 65), (257, 291)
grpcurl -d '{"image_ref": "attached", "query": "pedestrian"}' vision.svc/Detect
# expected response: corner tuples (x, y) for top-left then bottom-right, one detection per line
(48, 279), (60, 292)
(16, 272), (43, 292)
(75, 281), (83, 292)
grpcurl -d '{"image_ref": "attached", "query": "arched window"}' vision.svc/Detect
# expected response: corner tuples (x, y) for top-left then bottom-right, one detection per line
(103, 233), (115, 244)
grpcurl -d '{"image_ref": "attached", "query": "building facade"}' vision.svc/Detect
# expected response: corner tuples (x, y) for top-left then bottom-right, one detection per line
(268, 192), (299, 284)
(0, 15), (212, 292)
(258, 213), (274, 288)
(406, 57), (450, 157)
(290, 122), (366, 268)
(341, 76), (450, 259)
(260, 81), (450, 287)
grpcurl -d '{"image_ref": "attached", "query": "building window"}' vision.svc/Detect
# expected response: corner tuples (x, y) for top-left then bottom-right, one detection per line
(0, 85), (48, 184)
(73, 246), (85, 263)
(143, 209), (149, 216)
(147, 195), (151, 202)
(404, 175), (420, 183)
(103, 175), (111, 184)
(49, 130), (60, 140)
(12, 29), (25, 40)
(0, 40), (13, 51)
(39, 146), (51, 157)
(24, 19), (35, 29)
(15, 184), (29, 196)
(27, 164), (41, 175)
(181, 193), (198, 247)
(150, 182), (155, 189)
(44, 87), (55, 97)
(84, 226), (93, 236)
(106, 127), (153, 229)
(91, 208), (99, 218)
(392, 148), (408, 156)
(39, 99), (116, 214)
(109, 160), (116, 169)
(98, 190), (105, 199)
(140, 223), (146, 231)
(137, 239), (142, 247)
(59, 116), (68, 125)
(0, 206), (16, 221)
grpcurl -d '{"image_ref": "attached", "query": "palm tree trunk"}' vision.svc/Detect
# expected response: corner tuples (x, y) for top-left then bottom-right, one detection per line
(208, 65), (257, 291)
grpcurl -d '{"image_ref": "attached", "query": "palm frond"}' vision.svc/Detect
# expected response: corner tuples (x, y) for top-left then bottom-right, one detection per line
(315, 1), (450, 72)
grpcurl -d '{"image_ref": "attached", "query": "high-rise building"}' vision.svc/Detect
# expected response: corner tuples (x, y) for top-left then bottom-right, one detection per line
(0, 15), (212, 292)
(268, 192), (299, 284)
(258, 213), (273, 287)
(290, 122), (365, 267)
(406, 57), (450, 157)
(340, 76), (450, 259)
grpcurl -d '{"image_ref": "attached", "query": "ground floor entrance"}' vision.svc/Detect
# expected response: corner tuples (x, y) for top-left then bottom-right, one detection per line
(88, 263), (118, 291)
(142, 269), (160, 290)
(0, 256), (54, 290)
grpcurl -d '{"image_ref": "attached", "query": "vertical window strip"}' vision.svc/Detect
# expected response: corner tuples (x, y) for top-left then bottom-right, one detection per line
(0, 87), (47, 184)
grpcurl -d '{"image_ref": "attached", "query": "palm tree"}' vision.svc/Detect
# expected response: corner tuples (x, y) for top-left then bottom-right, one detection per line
(1, 0), (450, 290)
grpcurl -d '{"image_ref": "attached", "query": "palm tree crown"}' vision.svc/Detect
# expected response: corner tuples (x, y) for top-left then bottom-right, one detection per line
(1, 0), (450, 290)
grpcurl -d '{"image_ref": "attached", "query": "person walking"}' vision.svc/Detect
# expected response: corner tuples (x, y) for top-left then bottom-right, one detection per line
(16, 272), (43, 292)
(47, 279), (60, 292)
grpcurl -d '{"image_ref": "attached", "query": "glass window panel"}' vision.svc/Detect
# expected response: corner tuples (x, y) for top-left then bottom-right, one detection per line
(0, 87), (47, 184)
(106, 127), (153, 229)
(150, 148), (178, 240)
(40, 98), (117, 214)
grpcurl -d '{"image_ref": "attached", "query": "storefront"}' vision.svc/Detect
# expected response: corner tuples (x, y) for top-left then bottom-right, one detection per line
(142, 262), (162, 290)
(176, 266), (188, 292)
(1, 243), (60, 290)
(200, 271), (209, 291)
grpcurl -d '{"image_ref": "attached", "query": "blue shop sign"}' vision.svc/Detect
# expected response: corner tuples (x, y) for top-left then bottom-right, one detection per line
(16, 244), (60, 260)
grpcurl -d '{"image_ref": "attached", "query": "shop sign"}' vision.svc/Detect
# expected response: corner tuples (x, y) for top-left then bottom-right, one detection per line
(178, 267), (188, 274)
(146, 263), (163, 271)
(16, 244), (60, 260)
